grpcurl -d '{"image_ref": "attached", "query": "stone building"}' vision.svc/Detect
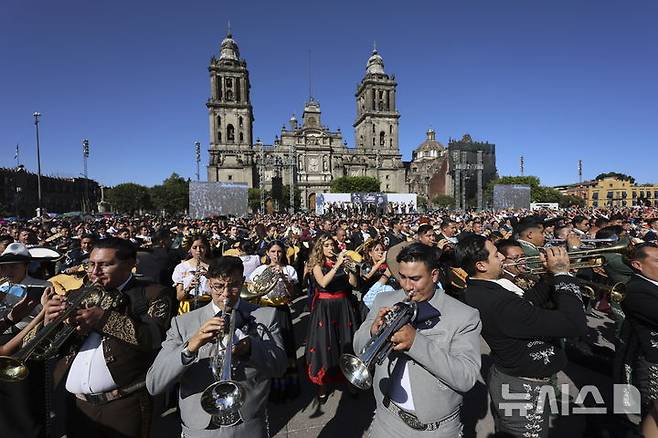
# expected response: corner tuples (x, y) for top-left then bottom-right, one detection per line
(449, 135), (497, 209)
(206, 33), (406, 210)
(0, 166), (101, 217)
(407, 128), (453, 201)
(205, 32), (495, 210)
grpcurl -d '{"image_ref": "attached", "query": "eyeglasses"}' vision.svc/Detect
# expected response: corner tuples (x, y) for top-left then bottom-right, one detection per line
(86, 262), (116, 272)
(208, 282), (241, 292)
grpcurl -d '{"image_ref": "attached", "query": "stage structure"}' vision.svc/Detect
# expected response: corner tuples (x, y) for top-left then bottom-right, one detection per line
(189, 181), (248, 218)
(493, 184), (531, 210)
(315, 193), (417, 215)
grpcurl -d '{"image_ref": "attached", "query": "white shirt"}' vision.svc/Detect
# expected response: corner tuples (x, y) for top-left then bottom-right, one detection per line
(210, 300), (247, 343)
(172, 260), (210, 296)
(388, 357), (415, 411)
(485, 278), (526, 297)
(66, 275), (132, 395)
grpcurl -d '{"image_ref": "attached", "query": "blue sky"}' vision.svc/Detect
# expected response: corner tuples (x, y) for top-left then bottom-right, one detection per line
(1, 0), (656, 188)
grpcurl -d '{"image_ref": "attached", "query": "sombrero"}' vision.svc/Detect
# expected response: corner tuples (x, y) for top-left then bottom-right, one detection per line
(0, 243), (62, 264)
(385, 240), (413, 281)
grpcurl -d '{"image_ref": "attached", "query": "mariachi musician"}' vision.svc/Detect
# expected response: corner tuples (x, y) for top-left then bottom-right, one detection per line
(619, 242), (658, 438)
(173, 232), (213, 314)
(245, 240), (300, 401)
(42, 237), (172, 437)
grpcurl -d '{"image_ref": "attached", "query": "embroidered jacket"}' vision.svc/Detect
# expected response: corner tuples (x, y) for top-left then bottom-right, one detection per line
(52, 278), (172, 388)
(464, 275), (587, 378)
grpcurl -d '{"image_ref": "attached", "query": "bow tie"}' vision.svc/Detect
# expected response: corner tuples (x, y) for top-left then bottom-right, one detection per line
(412, 301), (441, 330)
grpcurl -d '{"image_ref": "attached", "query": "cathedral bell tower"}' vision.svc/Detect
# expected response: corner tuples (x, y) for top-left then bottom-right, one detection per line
(353, 48), (400, 152)
(206, 31), (255, 186)
(353, 48), (405, 192)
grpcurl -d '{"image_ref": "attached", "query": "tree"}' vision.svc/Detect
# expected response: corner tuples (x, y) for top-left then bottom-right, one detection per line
(431, 195), (454, 208)
(559, 194), (586, 208)
(248, 188), (263, 212)
(151, 173), (189, 215)
(281, 185), (302, 211)
(595, 172), (635, 184)
(330, 176), (380, 193)
(106, 183), (151, 213)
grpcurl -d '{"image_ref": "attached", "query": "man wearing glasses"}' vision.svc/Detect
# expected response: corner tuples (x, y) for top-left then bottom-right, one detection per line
(44, 237), (172, 438)
(147, 256), (287, 438)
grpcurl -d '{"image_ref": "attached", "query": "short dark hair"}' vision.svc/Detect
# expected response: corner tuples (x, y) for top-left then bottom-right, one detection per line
(628, 242), (658, 263)
(514, 218), (543, 236)
(93, 237), (137, 261)
(595, 225), (622, 240)
(417, 224), (434, 236)
(594, 217), (609, 228)
(440, 219), (455, 230)
(572, 215), (588, 226)
(80, 233), (97, 241)
(495, 238), (522, 255)
(207, 256), (244, 279)
(454, 234), (490, 276)
(396, 242), (437, 271)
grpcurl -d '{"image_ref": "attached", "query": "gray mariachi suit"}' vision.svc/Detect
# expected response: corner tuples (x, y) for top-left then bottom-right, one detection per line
(354, 289), (482, 437)
(146, 300), (287, 437)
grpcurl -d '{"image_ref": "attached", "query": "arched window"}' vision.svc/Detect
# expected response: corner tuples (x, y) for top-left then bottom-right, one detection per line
(218, 131), (222, 142)
(359, 135), (364, 147)
(380, 131), (385, 146)
(225, 78), (233, 101)
(239, 116), (243, 127)
(239, 132), (244, 143)
(227, 124), (235, 143)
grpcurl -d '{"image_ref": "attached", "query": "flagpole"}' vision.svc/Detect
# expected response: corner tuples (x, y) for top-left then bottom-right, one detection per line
(15, 144), (20, 167)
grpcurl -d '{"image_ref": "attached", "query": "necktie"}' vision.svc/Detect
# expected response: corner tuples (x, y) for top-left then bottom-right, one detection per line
(412, 301), (441, 330)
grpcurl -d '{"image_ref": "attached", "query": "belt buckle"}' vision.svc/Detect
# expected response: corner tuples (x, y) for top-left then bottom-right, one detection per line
(397, 409), (426, 431)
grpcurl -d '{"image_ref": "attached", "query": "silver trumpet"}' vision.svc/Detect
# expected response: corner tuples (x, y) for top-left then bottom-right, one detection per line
(200, 304), (245, 426)
(340, 299), (418, 390)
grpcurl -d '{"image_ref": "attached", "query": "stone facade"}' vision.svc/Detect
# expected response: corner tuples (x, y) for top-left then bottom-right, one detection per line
(205, 33), (482, 210)
(407, 129), (453, 201)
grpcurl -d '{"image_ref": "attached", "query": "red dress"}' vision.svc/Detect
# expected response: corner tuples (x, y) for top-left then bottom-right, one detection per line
(305, 261), (360, 385)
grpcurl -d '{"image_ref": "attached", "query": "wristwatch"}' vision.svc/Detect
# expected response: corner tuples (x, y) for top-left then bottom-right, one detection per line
(181, 341), (197, 361)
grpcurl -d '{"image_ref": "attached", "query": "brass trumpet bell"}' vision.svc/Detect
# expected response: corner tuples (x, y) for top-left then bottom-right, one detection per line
(0, 356), (28, 382)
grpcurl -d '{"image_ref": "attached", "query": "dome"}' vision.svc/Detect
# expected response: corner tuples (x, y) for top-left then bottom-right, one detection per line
(366, 49), (385, 75)
(413, 129), (445, 160)
(219, 32), (240, 61)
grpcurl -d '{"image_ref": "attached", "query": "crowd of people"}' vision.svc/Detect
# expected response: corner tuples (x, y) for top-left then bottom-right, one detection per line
(1, 205), (658, 437)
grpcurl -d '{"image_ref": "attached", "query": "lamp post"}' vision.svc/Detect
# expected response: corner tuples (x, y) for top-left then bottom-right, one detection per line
(82, 139), (90, 213)
(33, 112), (42, 218)
(194, 141), (201, 181)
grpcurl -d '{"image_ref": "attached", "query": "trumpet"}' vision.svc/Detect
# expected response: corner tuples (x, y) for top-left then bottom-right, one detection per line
(342, 250), (364, 274)
(200, 304), (245, 426)
(340, 298), (417, 390)
(579, 280), (626, 304)
(545, 236), (620, 247)
(502, 240), (628, 275)
(0, 283), (106, 382)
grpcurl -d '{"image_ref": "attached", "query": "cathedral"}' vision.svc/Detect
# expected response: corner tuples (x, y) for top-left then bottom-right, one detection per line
(205, 32), (496, 210)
